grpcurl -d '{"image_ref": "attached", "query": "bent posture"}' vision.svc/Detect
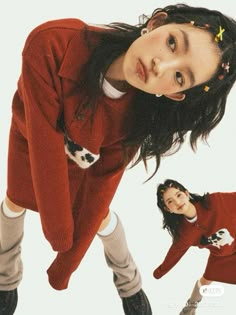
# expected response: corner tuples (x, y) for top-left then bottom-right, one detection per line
(1, 3), (236, 314)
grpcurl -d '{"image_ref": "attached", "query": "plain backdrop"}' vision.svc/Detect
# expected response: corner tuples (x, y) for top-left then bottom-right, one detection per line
(1, 1), (235, 314)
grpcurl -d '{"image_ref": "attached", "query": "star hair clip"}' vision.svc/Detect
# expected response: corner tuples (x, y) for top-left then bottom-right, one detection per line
(218, 62), (230, 80)
(203, 85), (210, 92)
(222, 62), (230, 73)
(215, 26), (225, 42)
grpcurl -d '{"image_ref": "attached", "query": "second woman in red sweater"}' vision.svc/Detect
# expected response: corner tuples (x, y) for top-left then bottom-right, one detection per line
(155, 179), (236, 314)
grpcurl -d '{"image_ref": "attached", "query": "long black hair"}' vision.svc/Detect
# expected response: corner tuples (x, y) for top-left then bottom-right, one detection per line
(156, 179), (209, 241)
(78, 3), (236, 177)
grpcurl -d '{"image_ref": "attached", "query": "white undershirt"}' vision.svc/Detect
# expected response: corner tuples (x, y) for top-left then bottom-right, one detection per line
(185, 215), (197, 223)
(102, 77), (126, 99)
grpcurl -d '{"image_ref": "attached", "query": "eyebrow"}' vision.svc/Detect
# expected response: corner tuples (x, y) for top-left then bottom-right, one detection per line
(180, 29), (196, 88)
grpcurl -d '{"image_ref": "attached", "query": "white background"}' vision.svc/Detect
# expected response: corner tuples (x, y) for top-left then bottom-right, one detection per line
(1, 1), (235, 314)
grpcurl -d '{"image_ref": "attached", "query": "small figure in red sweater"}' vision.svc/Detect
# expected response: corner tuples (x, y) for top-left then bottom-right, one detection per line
(1, 3), (236, 315)
(155, 179), (236, 314)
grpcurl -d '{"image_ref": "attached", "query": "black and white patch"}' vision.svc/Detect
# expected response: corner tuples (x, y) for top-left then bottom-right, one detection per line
(64, 136), (99, 169)
(200, 228), (234, 249)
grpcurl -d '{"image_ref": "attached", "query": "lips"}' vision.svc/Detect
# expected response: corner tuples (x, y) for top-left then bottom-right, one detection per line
(136, 59), (147, 82)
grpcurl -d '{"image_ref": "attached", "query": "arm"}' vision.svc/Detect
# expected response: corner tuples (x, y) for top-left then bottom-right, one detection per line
(153, 239), (190, 279)
(46, 143), (139, 290)
(73, 143), (138, 238)
(19, 57), (74, 253)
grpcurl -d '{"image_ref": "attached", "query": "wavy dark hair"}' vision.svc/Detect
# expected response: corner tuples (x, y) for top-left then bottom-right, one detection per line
(77, 3), (236, 178)
(156, 179), (209, 241)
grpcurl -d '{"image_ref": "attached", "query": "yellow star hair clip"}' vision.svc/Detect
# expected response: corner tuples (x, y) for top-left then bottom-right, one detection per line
(215, 26), (225, 42)
(204, 85), (210, 92)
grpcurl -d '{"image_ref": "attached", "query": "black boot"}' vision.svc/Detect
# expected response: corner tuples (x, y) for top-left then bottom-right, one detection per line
(0, 289), (18, 315)
(122, 289), (152, 315)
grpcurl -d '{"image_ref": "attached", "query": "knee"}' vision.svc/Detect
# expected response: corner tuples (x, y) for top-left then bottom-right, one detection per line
(5, 196), (25, 212)
(199, 276), (212, 286)
(98, 211), (111, 232)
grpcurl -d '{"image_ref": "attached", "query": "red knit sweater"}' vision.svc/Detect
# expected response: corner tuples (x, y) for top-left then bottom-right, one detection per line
(7, 19), (137, 290)
(153, 193), (236, 280)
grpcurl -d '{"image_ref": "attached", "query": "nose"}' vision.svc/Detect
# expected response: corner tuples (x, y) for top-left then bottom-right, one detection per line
(151, 57), (169, 77)
(152, 57), (178, 77)
(151, 58), (160, 76)
(174, 198), (181, 206)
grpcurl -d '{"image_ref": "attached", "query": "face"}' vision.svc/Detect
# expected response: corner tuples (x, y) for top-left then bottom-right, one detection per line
(162, 187), (191, 215)
(122, 23), (221, 96)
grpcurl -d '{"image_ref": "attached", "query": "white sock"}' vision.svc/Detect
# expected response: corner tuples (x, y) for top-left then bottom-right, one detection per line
(2, 200), (25, 218)
(97, 211), (118, 236)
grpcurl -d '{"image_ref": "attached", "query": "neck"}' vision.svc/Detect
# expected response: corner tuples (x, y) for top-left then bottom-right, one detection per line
(105, 77), (131, 92)
(184, 203), (197, 219)
(105, 54), (129, 92)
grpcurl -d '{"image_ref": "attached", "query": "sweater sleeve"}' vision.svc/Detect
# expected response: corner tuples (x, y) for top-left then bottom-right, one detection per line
(73, 143), (137, 237)
(19, 59), (74, 253)
(46, 143), (138, 290)
(153, 239), (190, 279)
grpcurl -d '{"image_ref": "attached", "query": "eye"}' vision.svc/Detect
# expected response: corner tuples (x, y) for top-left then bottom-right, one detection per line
(168, 35), (176, 52)
(176, 71), (184, 86)
(167, 35), (185, 87)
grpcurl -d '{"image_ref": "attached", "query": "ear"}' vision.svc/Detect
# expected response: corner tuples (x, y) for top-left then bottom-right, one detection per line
(185, 190), (190, 198)
(164, 92), (186, 102)
(147, 11), (168, 30)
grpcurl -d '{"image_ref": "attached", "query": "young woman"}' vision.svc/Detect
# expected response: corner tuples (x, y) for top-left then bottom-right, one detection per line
(155, 179), (236, 314)
(1, 3), (236, 315)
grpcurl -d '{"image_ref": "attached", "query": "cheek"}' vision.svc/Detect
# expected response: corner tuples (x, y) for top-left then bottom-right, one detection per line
(183, 195), (189, 201)
(182, 197), (190, 206)
(148, 31), (167, 52)
(138, 33), (163, 57)
(166, 204), (173, 211)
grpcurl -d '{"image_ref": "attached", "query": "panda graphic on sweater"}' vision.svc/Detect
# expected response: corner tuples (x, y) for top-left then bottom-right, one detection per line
(200, 228), (234, 249)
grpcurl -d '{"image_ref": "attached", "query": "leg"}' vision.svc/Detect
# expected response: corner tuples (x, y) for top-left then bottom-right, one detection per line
(0, 197), (25, 315)
(97, 211), (152, 315)
(179, 277), (212, 315)
(199, 276), (212, 286)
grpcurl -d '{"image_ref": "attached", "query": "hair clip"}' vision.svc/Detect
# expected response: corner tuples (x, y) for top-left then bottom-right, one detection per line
(204, 85), (210, 92)
(160, 189), (165, 193)
(218, 62), (230, 80)
(218, 74), (224, 80)
(215, 26), (225, 42)
(138, 13), (149, 25)
(222, 62), (230, 73)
